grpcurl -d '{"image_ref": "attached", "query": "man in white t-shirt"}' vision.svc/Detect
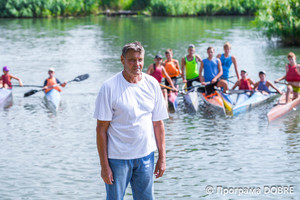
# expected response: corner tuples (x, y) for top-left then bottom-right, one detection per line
(94, 41), (169, 200)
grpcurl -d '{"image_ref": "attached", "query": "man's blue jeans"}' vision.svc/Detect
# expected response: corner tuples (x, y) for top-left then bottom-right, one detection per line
(105, 152), (155, 200)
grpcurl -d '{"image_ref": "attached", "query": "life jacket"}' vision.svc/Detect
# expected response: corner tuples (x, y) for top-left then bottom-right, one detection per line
(1, 74), (12, 88)
(163, 59), (180, 78)
(286, 64), (300, 82)
(150, 64), (163, 83)
(45, 77), (61, 93)
(239, 78), (252, 90)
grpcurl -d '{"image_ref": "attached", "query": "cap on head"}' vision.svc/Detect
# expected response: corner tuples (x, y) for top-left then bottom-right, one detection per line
(155, 54), (163, 59)
(259, 71), (266, 75)
(3, 66), (9, 72)
(241, 69), (247, 73)
(188, 44), (195, 49)
(48, 67), (55, 72)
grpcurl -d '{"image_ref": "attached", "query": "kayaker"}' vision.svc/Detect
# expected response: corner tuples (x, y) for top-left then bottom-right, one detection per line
(199, 46), (228, 94)
(94, 41), (168, 199)
(181, 44), (202, 90)
(217, 42), (240, 81)
(275, 52), (300, 102)
(146, 54), (177, 107)
(232, 70), (255, 90)
(43, 68), (66, 93)
(254, 71), (282, 94)
(0, 66), (23, 88)
(163, 48), (181, 87)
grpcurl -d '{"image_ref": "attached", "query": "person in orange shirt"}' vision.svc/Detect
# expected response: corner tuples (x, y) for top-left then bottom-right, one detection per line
(43, 68), (66, 93)
(163, 49), (181, 87)
(0, 66), (23, 88)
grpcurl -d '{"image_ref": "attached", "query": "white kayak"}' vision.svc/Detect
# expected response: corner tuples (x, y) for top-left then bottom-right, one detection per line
(0, 88), (12, 108)
(44, 89), (61, 113)
(182, 84), (199, 113)
(229, 91), (281, 116)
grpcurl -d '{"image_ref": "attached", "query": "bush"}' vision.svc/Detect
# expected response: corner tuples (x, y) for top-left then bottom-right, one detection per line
(255, 0), (300, 45)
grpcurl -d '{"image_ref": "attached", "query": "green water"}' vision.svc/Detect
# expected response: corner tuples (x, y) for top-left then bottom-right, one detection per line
(0, 16), (299, 199)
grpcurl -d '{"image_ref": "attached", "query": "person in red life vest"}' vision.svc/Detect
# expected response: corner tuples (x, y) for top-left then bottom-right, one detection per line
(42, 68), (66, 93)
(275, 52), (300, 103)
(254, 71), (282, 95)
(162, 49), (181, 87)
(0, 66), (23, 89)
(232, 70), (255, 90)
(146, 54), (177, 107)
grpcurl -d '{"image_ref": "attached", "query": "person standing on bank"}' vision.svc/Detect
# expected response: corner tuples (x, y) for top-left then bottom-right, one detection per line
(181, 44), (202, 90)
(94, 41), (168, 200)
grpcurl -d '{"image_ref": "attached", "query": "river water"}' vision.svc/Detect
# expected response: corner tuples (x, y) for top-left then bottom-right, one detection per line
(0, 16), (299, 200)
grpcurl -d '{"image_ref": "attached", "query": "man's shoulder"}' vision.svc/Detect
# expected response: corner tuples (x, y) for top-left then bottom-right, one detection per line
(99, 72), (122, 90)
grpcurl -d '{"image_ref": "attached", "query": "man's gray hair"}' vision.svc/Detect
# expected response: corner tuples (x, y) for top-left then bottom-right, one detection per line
(122, 41), (145, 57)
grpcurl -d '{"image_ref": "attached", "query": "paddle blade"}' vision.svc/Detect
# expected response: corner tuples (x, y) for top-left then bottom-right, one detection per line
(24, 89), (38, 97)
(73, 74), (89, 82)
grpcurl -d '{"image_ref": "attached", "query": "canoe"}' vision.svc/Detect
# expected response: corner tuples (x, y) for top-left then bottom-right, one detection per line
(168, 87), (178, 112)
(44, 89), (61, 113)
(225, 91), (281, 116)
(199, 91), (226, 115)
(182, 84), (199, 113)
(267, 93), (300, 122)
(0, 88), (12, 108)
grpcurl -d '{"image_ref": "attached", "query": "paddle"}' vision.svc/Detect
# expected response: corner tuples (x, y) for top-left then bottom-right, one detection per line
(159, 84), (179, 92)
(275, 81), (288, 85)
(24, 74), (89, 97)
(226, 89), (279, 94)
(12, 85), (43, 88)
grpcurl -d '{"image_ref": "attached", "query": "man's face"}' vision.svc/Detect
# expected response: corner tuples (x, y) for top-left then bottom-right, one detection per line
(207, 49), (214, 58)
(188, 48), (195, 55)
(121, 50), (144, 76)
(241, 71), (247, 79)
(259, 73), (265, 81)
(224, 46), (230, 54)
(288, 56), (296, 65)
(165, 52), (172, 61)
(48, 71), (55, 78)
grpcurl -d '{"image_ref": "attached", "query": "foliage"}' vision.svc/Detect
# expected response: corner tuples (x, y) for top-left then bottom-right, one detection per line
(255, 0), (300, 45)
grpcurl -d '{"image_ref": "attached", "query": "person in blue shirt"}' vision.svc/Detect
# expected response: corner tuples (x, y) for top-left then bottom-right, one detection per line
(254, 71), (282, 94)
(217, 42), (240, 81)
(199, 46), (228, 94)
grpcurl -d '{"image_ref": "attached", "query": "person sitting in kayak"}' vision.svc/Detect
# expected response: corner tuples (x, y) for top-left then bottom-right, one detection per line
(163, 48), (181, 88)
(199, 46), (228, 94)
(146, 54), (177, 107)
(254, 71), (282, 95)
(43, 68), (66, 93)
(217, 42), (240, 81)
(181, 44), (202, 90)
(232, 70), (255, 91)
(0, 66), (23, 89)
(275, 52), (300, 103)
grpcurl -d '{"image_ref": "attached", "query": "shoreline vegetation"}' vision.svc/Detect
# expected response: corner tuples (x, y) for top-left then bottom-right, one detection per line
(0, 0), (299, 45)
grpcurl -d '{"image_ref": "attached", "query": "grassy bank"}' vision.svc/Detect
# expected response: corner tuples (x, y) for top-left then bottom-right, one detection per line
(0, 0), (262, 18)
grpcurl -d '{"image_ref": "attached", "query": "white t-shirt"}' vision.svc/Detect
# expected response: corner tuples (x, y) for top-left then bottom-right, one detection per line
(94, 71), (169, 159)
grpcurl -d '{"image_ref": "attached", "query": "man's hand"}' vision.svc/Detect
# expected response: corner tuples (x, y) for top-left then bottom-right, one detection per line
(154, 157), (166, 178)
(211, 78), (217, 84)
(101, 165), (114, 184)
(182, 79), (187, 83)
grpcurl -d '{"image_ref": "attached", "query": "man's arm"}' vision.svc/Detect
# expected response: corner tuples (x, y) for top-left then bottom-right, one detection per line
(96, 120), (114, 184)
(232, 80), (239, 90)
(211, 58), (223, 83)
(181, 57), (186, 82)
(199, 61), (205, 84)
(153, 120), (166, 179)
(10, 75), (23, 86)
(231, 56), (240, 80)
(267, 80), (283, 94)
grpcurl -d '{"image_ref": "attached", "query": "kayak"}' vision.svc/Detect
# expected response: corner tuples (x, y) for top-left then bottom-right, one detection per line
(267, 93), (300, 122)
(225, 91), (281, 116)
(168, 87), (178, 112)
(199, 91), (225, 115)
(182, 84), (199, 113)
(0, 88), (12, 108)
(44, 89), (61, 113)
